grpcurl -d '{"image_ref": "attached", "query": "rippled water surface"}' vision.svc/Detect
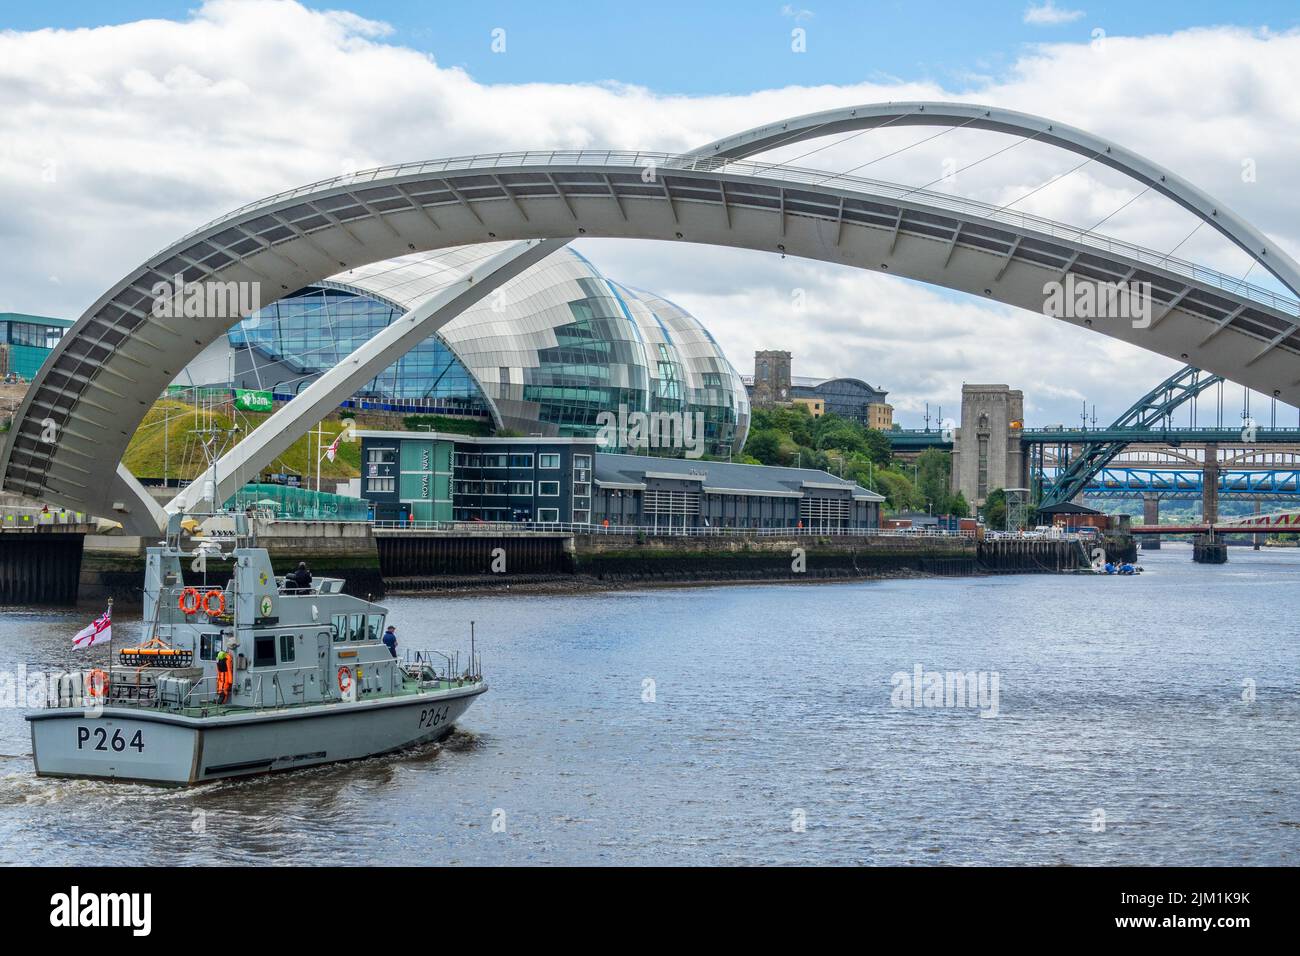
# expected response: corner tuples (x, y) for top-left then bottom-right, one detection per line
(1, 543), (1298, 865)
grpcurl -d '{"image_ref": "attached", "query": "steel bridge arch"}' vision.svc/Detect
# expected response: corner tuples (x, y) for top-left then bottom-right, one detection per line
(687, 101), (1300, 298)
(6, 103), (1300, 531)
(1036, 365), (1224, 507)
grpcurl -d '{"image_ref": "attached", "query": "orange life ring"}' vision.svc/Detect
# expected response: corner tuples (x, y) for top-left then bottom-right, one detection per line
(178, 587), (201, 614)
(202, 590), (226, 616)
(337, 666), (353, 695)
(87, 668), (109, 698)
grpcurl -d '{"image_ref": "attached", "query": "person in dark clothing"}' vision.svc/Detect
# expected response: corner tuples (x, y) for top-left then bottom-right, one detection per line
(382, 625), (398, 657)
(286, 561), (313, 593)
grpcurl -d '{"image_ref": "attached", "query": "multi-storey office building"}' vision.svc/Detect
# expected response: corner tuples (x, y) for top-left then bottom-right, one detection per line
(0, 313), (71, 381)
(358, 431), (594, 524)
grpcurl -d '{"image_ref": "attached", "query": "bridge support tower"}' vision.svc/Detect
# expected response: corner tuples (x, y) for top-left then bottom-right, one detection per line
(1202, 444), (1219, 526)
(1142, 493), (1161, 550)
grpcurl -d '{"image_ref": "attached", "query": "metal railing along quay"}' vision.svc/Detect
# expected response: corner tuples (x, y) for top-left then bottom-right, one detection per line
(1, 507), (91, 529)
(365, 519), (980, 539)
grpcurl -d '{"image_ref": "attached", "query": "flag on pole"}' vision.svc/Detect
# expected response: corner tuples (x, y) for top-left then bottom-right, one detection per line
(325, 434), (341, 463)
(73, 606), (112, 649)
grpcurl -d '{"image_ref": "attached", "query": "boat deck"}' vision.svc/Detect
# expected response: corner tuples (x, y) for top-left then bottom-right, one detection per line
(83, 675), (483, 720)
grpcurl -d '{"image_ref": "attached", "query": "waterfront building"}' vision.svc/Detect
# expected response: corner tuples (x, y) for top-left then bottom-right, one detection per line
(0, 314), (71, 381)
(357, 431), (883, 530)
(175, 246), (750, 457)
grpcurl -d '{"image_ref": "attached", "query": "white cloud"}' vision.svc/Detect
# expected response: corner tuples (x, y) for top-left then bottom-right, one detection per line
(1023, 2), (1086, 26)
(0, 1), (1295, 428)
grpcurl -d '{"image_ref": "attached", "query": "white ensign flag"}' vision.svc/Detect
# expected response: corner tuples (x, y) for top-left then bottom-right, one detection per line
(72, 607), (112, 649)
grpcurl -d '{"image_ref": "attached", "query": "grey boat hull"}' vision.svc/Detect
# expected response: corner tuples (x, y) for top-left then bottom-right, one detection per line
(27, 683), (487, 786)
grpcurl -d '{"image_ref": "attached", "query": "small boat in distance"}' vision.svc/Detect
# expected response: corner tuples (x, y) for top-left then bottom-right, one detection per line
(27, 512), (486, 785)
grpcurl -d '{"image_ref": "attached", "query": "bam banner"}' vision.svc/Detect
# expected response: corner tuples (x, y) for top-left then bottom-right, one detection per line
(234, 389), (274, 412)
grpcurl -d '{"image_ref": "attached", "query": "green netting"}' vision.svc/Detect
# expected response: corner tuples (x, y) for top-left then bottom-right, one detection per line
(224, 483), (370, 521)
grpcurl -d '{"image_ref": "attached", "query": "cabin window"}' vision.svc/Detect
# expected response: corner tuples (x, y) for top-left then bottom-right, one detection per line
(279, 634), (296, 663)
(199, 633), (222, 661)
(253, 635), (277, 668)
(350, 613), (366, 641)
(367, 614), (385, 641)
(331, 614), (350, 642)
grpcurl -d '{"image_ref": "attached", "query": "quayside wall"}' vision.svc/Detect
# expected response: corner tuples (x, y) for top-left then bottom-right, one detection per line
(0, 532), (85, 605)
(74, 523), (1090, 603)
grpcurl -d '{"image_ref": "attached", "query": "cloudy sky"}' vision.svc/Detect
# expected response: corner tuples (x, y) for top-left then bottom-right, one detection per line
(2, 0), (1299, 428)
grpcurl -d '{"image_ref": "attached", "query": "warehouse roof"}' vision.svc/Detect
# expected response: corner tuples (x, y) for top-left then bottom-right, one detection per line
(594, 453), (884, 501)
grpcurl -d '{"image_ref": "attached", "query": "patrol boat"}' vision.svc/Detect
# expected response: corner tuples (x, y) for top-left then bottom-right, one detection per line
(27, 513), (487, 785)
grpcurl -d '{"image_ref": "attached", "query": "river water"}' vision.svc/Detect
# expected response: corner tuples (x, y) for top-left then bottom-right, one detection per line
(1, 542), (1297, 866)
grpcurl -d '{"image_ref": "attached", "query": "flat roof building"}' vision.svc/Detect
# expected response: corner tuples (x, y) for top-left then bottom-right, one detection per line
(357, 431), (883, 531)
(0, 313), (72, 381)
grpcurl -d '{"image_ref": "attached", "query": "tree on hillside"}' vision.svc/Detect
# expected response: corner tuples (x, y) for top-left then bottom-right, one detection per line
(743, 429), (783, 465)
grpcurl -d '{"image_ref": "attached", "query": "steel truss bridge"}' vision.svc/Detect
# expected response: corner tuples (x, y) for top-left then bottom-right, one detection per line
(5, 101), (1300, 533)
(1131, 509), (1300, 535)
(1077, 467), (1300, 498)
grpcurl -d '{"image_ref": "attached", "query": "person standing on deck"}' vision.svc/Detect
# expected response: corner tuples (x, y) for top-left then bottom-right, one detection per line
(383, 625), (398, 658)
(216, 650), (233, 704)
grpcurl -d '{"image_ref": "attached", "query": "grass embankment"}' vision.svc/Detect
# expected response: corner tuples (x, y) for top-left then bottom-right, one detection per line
(123, 400), (370, 483)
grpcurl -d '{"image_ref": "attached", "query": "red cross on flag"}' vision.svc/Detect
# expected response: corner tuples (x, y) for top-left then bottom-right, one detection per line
(72, 606), (112, 649)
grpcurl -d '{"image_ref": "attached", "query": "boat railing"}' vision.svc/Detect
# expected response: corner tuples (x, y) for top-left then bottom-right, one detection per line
(268, 665), (324, 706)
(180, 675), (221, 709)
(405, 649), (484, 685)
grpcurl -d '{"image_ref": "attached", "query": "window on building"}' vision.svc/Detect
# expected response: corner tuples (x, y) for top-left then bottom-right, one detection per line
(573, 454), (592, 469)
(367, 448), (395, 464)
(538, 508), (560, 522)
(539, 453), (561, 469)
(573, 510), (590, 524)
(978, 437), (989, 500)
(254, 635), (277, 668)
(368, 477), (395, 493)
(482, 454), (507, 468)
(279, 634), (296, 663)
(573, 482), (591, 498)
(508, 481), (534, 496)
(539, 481), (560, 496)
(508, 454), (534, 468)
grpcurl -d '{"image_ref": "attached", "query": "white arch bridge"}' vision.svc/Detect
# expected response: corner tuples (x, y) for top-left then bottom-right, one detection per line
(4, 101), (1300, 533)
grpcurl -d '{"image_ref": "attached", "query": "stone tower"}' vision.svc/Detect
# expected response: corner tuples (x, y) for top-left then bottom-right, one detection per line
(950, 384), (1026, 507)
(752, 350), (791, 406)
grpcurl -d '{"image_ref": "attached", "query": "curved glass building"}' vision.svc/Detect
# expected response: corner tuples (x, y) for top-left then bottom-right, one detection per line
(186, 246), (749, 457)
